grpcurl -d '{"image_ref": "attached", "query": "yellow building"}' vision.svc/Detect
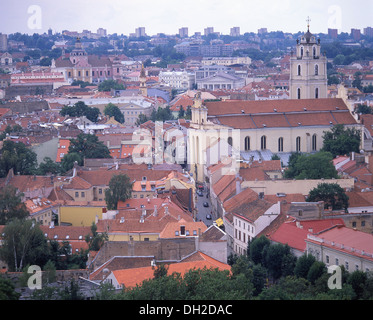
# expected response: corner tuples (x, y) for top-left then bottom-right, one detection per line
(59, 201), (106, 227)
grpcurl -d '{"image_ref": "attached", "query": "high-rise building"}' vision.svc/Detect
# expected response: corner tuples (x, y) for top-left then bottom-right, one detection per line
(204, 27), (214, 36)
(363, 27), (373, 38)
(328, 28), (338, 39)
(289, 22), (327, 100)
(230, 27), (240, 37)
(97, 28), (107, 37)
(179, 27), (188, 38)
(351, 28), (361, 41)
(135, 27), (146, 38)
(0, 33), (8, 52)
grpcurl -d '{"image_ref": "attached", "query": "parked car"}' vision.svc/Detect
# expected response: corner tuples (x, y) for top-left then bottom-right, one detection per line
(203, 202), (209, 207)
(206, 214), (212, 220)
(197, 190), (203, 196)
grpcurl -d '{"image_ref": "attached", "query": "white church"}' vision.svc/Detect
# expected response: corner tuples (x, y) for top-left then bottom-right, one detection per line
(187, 24), (363, 183)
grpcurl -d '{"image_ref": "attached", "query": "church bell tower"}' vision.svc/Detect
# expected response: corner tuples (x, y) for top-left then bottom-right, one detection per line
(289, 18), (328, 100)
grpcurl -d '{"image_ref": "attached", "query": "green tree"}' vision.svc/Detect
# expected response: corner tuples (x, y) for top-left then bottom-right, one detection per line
(37, 156), (62, 175)
(258, 276), (311, 300)
(0, 185), (29, 224)
(356, 104), (372, 114)
(104, 103), (124, 123)
(0, 275), (20, 300)
(263, 243), (295, 281)
(68, 133), (112, 159)
(98, 80), (125, 92)
(322, 124), (361, 158)
(347, 270), (367, 300)
(136, 113), (149, 125)
(60, 101), (101, 123)
(0, 140), (38, 177)
(0, 219), (51, 272)
(104, 174), (133, 210)
(248, 235), (270, 265)
(60, 152), (83, 173)
(284, 152), (338, 180)
(294, 254), (316, 279)
(307, 182), (349, 211)
(307, 261), (327, 284)
(85, 222), (107, 251)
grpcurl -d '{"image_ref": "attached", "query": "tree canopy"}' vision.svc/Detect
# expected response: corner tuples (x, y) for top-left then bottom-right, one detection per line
(307, 182), (349, 211)
(105, 174), (133, 210)
(104, 103), (124, 123)
(0, 185), (29, 225)
(284, 151), (338, 180)
(0, 140), (38, 177)
(60, 101), (101, 123)
(68, 133), (112, 160)
(322, 124), (361, 158)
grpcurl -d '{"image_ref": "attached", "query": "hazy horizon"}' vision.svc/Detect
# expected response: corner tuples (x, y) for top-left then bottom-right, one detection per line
(0, 0), (372, 36)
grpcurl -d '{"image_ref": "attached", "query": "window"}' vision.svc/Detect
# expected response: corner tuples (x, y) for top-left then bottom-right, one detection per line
(278, 137), (284, 152)
(362, 220), (366, 227)
(352, 221), (357, 228)
(244, 136), (250, 151)
(81, 192), (85, 197)
(315, 88), (319, 99)
(312, 134), (317, 151)
(326, 255), (329, 264)
(227, 137), (233, 146)
(99, 188), (102, 194)
(75, 192), (79, 197)
(298, 210), (303, 216)
(315, 64), (319, 75)
(86, 71), (89, 76)
(300, 47), (304, 57)
(345, 261), (349, 271)
(335, 258), (339, 266)
(261, 136), (266, 150)
(296, 137), (301, 152)
(297, 65), (301, 76)
(297, 88), (301, 99)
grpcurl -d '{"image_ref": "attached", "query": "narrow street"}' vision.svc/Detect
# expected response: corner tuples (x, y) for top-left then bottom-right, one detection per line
(194, 188), (214, 227)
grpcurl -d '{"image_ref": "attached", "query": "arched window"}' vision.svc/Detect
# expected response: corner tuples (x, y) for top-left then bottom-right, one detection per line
(312, 134), (317, 151)
(296, 137), (301, 152)
(297, 65), (301, 76)
(300, 47), (304, 57)
(315, 88), (319, 99)
(278, 137), (284, 152)
(244, 136), (250, 151)
(315, 64), (319, 75)
(313, 46), (316, 58)
(261, 136), (267, 150)
(228, 137), (233, 146)
(297, 88), (301, 100)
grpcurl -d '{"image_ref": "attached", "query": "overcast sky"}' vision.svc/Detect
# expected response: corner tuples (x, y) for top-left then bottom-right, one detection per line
(0, 0), (372, 36)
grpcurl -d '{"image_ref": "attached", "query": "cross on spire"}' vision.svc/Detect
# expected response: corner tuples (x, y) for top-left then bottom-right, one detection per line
(306, 16), (311, 31)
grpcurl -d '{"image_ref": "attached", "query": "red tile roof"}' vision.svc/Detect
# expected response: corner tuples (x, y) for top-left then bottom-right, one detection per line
(111, 252), (231, 288)
(268, 218), (345, 252)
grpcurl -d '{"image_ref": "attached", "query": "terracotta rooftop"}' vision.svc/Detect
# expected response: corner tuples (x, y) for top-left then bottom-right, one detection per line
(111, 252), (231, 288)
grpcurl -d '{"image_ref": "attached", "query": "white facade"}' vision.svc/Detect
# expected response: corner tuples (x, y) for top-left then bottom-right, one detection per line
(233, 201), (281, 255)
(159, 71), (195, 90)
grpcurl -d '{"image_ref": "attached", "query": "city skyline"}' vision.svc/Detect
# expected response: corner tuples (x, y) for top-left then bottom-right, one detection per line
(0, 0), (372, 36)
